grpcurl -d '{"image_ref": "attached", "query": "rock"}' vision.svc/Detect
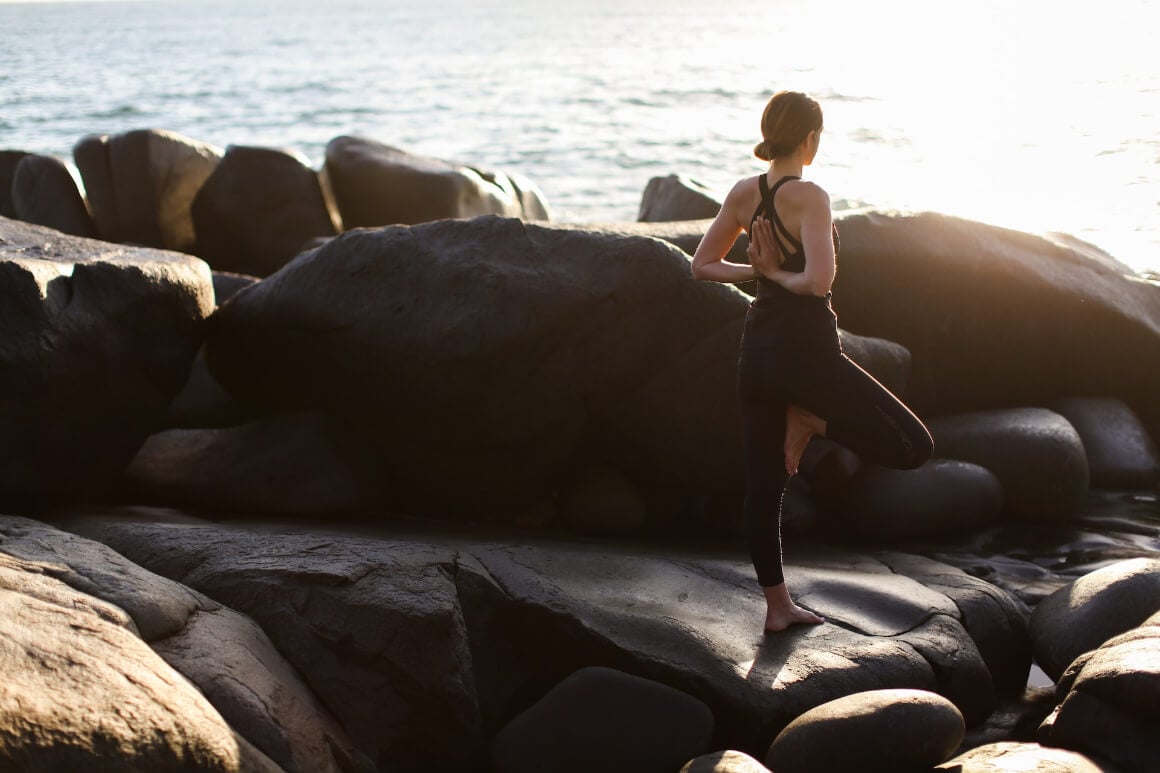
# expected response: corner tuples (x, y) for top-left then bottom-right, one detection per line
(1029, 558), (1160, 680)
(836, 459), (1004, 540)
(491, 666), (714, 773)
(0, 549), (280, 771)
(927, 408), (1090, 522)
(0, 515), (367, 773)
(323, 135), (549, 226)
(204, 217), (909, 518)
(836, 329), (913, 397)
(66, 514), (1012, 758)
(191, 145), (339, 276)
(0, 149), (31, 217)
(557, 463), (649, 536)
(764, 688), (965, 773)
(680, 750), (771, 773)
(123, 412), (382, 514)
(934, 741), (1125, 772)
(11, 153), (97, 236)
(1047, 397), (1160, 488)
(829, 211), (1160, 444)
(0, 216), (213, 504)
(74, 128), (222, 251)
(213, 270), (260, 305)
(876, 552), (1033, 698)
(638, 174), (722, 222)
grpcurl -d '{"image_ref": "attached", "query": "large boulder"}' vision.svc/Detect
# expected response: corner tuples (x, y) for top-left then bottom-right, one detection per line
(0, 150), (31, 217)
(123, 412), (382, 514)
(74, 128), (222, 251)
(491, 666), (714, 773)
(1047, 397), (1160, 488)
(323, 136), (548, 227)
(0, 217), (213, 503)
(191, 145), (339, 276)
(1029, 558), (1160, 680)
(764, 688), (965, 773)
(927, 407), (1090, 522)
(64, 513), (1023, 760)
(0, 515), (368, 773)
(204, 217), (909, 517)
(1039, 612), (1160, 773)
(11, 153), (97, 236)
(638, 174), (722, 222)
(829, 211), (1160, 442)
(0, 549), (279, 771)
(834, 459), (1004, 540)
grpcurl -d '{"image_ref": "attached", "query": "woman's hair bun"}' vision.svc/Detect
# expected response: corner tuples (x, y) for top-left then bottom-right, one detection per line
(753, 140), (773, 161)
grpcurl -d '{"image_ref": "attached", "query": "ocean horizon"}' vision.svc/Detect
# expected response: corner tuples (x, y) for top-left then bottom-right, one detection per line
(1, 0), (1157, 273)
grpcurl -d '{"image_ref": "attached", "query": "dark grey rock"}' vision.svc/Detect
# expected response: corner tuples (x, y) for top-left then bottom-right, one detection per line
(829, 211), (1160, 445)
(63, 514), (1011, 759)
(323, 136), (549, 227)
(557, 463), (649, 536)
(764, 688), (965, 773)
(73, 128), (222, 251)
(927, 408), (1090, 522)
(124, 412), (382, 514)
(11, 154), (97, 236)
(935, 742), (1125, 772)
(836, 459), (1004, 540)
(0, 216), (213, 503)
(491, 666), (714, 773)
(0, 149), (31, 218)
(638, 174), (722, 222)
(1029, 558), (1160, 680)
(191, 145), (338, 277)
(1048, 397), (1160, 489)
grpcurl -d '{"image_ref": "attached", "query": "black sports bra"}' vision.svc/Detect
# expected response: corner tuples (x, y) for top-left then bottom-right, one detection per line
(749, 174), (840, 275)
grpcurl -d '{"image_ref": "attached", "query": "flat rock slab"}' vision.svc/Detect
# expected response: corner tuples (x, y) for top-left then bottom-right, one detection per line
(59, 510), (1029, 761)
(935, 741), (1126, 772)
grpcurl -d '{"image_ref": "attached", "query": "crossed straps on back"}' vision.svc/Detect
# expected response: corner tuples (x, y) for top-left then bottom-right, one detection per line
(752, 174), (805, 273)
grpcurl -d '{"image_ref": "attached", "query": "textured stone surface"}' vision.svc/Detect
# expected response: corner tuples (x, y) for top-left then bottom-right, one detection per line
(191, 145), (338, 276)
(1029, 558), (1160, 680)
(765, 689), (964, 773)
(74, 128), (222, 251)
(323, 136), (548, 227)
(935, 741), (1125, 772)
(63, 512), (1020, 760)
(11, 153), (96, 236)
(680, 750), (771, 773)
(0, 549), (279, 772)
(0, 216), (213, 502)
(491, 666), (714, 773)
(638, 174), (722, 222)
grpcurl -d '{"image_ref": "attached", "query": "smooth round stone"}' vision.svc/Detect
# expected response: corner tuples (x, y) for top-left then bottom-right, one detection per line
(1048, 396), (1160, 488)
(680, 749), (770, 773)
(637, 174), (721, 222)
(838, 459), (1004, 540)
(927, 407), (1090, 522)
(11, 153), (97, 237)
(765, 688), (965, 773)
(934, 741), (1124, 772)
(491, 666), (714, 773)
(1029, 557), (1160, 680)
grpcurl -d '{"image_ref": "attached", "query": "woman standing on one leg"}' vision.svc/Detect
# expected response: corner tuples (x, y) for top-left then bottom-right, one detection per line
(692, 91), (934, 633)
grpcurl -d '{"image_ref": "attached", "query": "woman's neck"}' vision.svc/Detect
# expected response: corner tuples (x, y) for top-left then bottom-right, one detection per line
(769, 158), (804, 179)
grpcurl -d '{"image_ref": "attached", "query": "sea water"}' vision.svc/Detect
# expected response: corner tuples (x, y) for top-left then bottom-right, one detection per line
(1, 0), (1157, 273)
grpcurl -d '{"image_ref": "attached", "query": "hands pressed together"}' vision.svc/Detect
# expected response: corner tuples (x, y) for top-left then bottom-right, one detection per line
(746, 216), (783, 279)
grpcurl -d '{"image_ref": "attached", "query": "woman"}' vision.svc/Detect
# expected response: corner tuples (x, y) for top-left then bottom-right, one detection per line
(692, 91), (933, 633)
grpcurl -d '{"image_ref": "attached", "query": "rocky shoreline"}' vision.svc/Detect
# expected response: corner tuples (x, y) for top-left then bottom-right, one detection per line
(1, 129), (1159, 771)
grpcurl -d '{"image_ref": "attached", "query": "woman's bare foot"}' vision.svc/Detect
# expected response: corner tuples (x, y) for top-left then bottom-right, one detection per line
(762, 582), (825, 633)
(784, 405), (827, 476)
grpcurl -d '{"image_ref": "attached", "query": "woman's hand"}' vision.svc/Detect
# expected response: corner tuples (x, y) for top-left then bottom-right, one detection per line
(747, 216), (783, 279)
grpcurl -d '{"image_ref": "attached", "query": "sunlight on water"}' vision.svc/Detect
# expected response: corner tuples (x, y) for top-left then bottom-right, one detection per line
(0, 0), (1156, 271)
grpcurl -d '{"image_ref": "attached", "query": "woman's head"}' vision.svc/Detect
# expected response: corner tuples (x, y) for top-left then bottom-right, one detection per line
(754, 91), (823, 162)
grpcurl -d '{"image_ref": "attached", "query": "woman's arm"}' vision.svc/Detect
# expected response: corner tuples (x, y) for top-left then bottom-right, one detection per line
(691, 180), (758, 284)
(751, 184), (836, 297)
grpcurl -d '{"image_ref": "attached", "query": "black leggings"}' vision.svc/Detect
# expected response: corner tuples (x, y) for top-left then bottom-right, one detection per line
(737, 345), (934, 587)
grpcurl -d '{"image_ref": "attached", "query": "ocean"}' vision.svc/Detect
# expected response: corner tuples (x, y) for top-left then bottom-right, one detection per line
(1, 0), (1157, 273)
